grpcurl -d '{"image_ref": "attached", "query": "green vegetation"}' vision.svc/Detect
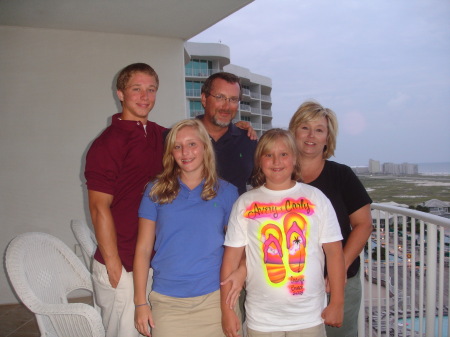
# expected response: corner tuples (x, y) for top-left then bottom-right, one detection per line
(357, 174), (450, 206)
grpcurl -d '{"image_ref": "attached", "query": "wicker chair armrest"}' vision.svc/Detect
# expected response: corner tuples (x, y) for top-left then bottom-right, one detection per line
(37, 302), (104, 337)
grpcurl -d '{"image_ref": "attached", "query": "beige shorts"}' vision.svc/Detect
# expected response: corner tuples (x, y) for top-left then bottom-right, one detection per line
(150, 289), (238, 337)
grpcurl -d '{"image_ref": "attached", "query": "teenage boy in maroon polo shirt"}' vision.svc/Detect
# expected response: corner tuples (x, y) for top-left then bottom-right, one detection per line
(85, 63), (166, 337)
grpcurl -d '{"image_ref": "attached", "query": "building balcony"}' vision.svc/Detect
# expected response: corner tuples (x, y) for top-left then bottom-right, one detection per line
(242, 88), (251, 97)
(250, 107), (261, 115)
(261, 109), (272, 117)
(261, 123), (272, 131)
(360, 203), (450, 336)
(251, 122), (262, 130)
(239, 104), (251, 112)
(250, 91), (261, 99)
(185, 68), (221, 78)
(186, 88), (201, 98)
(189, 110), (204, 118)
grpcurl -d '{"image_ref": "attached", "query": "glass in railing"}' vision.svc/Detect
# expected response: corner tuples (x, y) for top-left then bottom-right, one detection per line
(186, 89), (202, 97)
(185, 68), (221, 77)
(189, 110), (204, 118)
(250, 107), (261, 115)
(250, 91), (261, 99)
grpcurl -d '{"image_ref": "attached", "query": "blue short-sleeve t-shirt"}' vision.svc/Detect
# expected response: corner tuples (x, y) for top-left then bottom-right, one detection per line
(138, 178), (238, 298)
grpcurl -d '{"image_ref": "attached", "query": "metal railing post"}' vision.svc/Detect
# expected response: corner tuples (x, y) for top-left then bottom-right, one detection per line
(425, 224), (437, 337)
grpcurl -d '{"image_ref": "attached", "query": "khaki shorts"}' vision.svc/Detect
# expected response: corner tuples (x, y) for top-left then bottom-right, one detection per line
(149, 289), (241, 337)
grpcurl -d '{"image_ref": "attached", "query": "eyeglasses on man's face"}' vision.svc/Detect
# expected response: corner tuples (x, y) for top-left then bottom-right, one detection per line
(208, 93), (240, 105)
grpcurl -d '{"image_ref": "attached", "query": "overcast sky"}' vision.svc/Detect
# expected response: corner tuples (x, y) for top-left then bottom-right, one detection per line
(189, 0), (450, 166)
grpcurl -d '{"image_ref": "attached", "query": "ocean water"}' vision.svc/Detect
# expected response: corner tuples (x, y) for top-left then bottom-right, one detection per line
(418, 162), (450, 175)
(397, 316), (448, 337)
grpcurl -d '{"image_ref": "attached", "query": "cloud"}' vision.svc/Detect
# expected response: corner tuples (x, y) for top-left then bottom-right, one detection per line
(387, 92), (410, 108)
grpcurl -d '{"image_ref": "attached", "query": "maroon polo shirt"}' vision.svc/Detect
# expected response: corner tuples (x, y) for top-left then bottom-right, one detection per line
(85, 113), (166, 271)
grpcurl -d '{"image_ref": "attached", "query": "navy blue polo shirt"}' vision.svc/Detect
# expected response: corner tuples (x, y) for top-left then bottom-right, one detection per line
(197, 115), (257, 195)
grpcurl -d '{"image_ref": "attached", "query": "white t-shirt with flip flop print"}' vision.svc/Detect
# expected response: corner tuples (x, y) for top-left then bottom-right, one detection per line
(225, 182), (342, 332)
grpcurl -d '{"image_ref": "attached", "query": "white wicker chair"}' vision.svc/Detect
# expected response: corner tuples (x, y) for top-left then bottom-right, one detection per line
(5, 232), (105, 337)
(70, 219), (97, 269)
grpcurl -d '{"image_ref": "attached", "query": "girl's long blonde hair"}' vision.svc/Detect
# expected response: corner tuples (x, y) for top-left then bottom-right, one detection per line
(150, 119), (218, 204)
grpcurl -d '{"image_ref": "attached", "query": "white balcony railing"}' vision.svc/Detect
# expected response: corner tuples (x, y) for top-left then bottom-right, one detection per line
(261, 109), (272, 117)
(186, 88), (201, 97)
(250, 107), (261, 115)
(361, 203), (450, 337)
(250, 91), (261, 99)
(189, 110), (204, 118)
(239, 104), (251, 112)
(185, 68), (221, 77)
(251, 122), (262, 130)
(261, 123), (272, 130)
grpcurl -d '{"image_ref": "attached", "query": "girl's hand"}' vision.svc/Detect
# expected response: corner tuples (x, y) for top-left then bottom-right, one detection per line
(321, 302), (344, 328)
(220, 266), (246, 309)
(134, 304), (154, 337)
(222, 310), (241, 337)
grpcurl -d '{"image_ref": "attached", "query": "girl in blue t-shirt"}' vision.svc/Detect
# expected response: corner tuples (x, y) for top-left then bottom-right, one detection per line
(133, 119), (239, 337)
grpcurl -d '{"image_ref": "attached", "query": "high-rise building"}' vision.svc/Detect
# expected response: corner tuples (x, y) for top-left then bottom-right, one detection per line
(400, 162), (419, 175)
(382, 162), (418, 175)
(185, 42), (272, 137)
(368, 159), (381, 174)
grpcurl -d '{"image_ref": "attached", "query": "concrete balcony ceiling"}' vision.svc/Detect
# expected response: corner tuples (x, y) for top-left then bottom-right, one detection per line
(0, 0), (253, 40)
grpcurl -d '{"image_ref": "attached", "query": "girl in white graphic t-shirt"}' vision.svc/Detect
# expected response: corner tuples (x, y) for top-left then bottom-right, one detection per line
(220, 129), (345, 337)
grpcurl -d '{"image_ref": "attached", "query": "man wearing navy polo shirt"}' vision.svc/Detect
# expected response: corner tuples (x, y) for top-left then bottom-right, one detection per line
(199, 72), (257, 196)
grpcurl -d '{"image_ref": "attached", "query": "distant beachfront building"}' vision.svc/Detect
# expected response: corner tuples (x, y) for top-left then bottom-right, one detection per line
(354, 160), (419, 176)
(184, 42), (272, 137)
(369, 159), (381, 174)
(352, 166), (369, 174)
(382, 161), (418, 175)
(400, 162), (419, 175)
(383, 162), (399, 175)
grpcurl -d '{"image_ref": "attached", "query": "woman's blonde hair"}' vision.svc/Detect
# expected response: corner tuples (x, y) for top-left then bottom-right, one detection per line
(150, 119), (218, 203)
(251, 128), (301, 188)
(288, 101), (338, 159)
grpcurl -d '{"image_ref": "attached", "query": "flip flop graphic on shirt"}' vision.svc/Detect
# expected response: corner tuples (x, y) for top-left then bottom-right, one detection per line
(283, 213), (307, 273)
(260, 224), (286, 284)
